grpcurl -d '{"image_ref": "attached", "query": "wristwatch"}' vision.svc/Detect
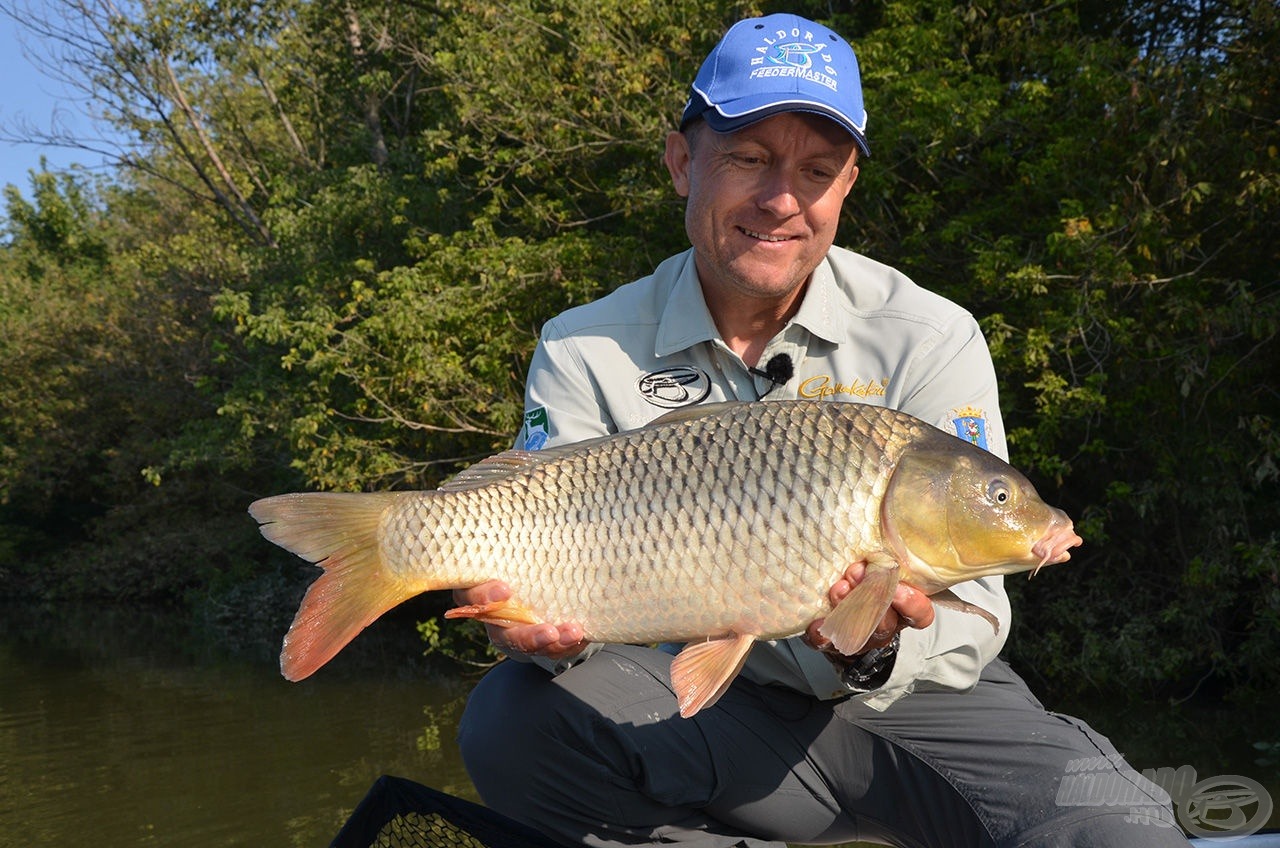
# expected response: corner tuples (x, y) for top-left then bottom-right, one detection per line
(836, 633), (900, 692)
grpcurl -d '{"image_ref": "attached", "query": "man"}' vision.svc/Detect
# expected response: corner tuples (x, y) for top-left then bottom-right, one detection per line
(456, 14), (1186, 848)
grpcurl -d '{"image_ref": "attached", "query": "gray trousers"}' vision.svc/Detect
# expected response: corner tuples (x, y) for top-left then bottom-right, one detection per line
(457, 645), (1189, 847)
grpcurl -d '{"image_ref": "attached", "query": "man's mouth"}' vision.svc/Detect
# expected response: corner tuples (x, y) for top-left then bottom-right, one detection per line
(740, 227), (793, 242)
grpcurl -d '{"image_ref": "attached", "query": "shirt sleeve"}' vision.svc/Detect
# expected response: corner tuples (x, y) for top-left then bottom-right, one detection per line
(515, 317), (616, 449)
(857, 312), (1012, 710)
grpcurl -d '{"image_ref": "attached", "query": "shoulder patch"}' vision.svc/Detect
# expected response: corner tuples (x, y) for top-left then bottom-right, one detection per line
(950, 405), (990, 451)
(522, 406), (550, 450)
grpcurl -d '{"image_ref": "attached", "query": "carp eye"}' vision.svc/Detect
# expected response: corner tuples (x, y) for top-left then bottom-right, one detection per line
(988, 479), (1012, 505)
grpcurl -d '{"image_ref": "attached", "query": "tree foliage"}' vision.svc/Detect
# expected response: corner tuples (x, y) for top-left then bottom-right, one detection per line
(1, 0), (1275, 700)
(820, 0), (1280, 698)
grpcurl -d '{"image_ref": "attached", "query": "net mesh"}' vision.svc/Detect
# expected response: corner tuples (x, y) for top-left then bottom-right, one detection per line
(330, 775), (570, 848)
(368, 812), (486, 848)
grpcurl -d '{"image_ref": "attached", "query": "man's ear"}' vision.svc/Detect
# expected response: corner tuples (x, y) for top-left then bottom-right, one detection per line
(664, 131), (692, 198)
(842, 163), (860, 199)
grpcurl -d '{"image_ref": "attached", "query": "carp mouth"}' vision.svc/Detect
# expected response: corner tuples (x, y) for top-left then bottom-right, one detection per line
(1030, 513), (1083, 575)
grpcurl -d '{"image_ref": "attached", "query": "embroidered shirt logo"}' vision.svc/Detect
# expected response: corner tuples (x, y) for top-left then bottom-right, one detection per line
(522, 406), (550, 451)
(636, 366), (712, 408)
(798, 375), (888, 400)
(950, 405), (989, 451)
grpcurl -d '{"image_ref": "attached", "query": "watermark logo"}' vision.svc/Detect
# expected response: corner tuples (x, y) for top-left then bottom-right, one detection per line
(1180, 774), (1273, 840)
(1056, 757), (1273, 840)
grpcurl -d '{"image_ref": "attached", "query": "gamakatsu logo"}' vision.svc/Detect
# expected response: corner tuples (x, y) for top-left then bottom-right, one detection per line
(636, 366), (711, 408)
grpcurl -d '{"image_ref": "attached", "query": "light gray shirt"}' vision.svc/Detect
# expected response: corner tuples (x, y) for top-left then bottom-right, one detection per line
(514, 245), (1011, 710)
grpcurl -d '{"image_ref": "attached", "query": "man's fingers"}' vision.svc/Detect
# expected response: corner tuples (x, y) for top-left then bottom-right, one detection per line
(452, 582), (587, 658)
(497, 622), (558, 653)
(894, 584), (934, 630)
(804, 619), (827, 651)
(453, 579), (510, 606)
(828, 561), (867, 605)
(863, 607), (901, 651)
(808, 580), (938, 656)
(489, 620), (587, 659)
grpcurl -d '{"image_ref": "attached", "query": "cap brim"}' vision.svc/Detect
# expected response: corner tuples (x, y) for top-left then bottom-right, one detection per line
(685, 93), (870, 157)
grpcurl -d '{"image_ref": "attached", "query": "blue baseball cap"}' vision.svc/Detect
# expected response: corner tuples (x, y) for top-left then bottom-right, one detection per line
(680, 14), (870, 157)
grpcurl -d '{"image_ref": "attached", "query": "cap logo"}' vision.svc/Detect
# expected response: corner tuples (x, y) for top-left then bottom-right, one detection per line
(767, 41), (822, 69)
(749, 28), (838, 92)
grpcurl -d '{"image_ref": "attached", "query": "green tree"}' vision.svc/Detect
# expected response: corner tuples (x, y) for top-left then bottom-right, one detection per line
(0, 170), (114, 528)
(0, 169), (258, 599)
(205, 0), (751, 492)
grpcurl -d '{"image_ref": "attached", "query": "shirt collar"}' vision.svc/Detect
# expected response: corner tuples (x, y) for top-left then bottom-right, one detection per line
(789, 256), (842, 345)
(656, 250), (843, 356)
(655, 250), (721, 357)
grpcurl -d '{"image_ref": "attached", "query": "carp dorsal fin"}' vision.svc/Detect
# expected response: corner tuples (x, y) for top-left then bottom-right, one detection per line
(442, 403), (752, 492)
(442, 402), (752, 492)
(438, 431), (622, 492)
(647, 401), (749, 428)
(438, 448), (561, 491)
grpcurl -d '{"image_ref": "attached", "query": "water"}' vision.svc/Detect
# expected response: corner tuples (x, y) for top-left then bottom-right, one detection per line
(1, 602), (1276, 846)
(0, 603), (478, 847)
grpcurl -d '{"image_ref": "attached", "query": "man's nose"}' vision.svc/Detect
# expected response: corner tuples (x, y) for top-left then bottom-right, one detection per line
(756, 169), (801, 217)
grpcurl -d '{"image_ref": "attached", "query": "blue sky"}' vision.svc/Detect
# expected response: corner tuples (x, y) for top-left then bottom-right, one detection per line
(1, 10), (115, 200)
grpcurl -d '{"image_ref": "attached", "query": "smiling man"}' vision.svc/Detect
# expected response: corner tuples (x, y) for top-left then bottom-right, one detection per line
(455, 14), (1186, 848)
(667, 111), (859, 366)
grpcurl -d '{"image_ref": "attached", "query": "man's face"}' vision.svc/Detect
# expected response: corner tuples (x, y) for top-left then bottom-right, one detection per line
(664, 112), (860, 305)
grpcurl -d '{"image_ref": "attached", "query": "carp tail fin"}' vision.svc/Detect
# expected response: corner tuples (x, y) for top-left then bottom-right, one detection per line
(249, 492), (416, 681)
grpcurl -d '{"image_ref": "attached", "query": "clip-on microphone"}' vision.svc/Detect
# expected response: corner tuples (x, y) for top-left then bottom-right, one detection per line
(748, 353), (794, 398)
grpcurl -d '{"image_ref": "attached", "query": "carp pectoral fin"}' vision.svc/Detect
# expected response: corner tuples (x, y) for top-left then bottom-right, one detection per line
(670, 633), (755, 719)
(929, 589), (1001, 634)
(818, 562), (900, 656)
(444, 600), (542, 628)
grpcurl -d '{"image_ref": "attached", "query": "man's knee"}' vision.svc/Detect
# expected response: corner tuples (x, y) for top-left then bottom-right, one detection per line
(457, 660), (576, 787)
(1015, 809), (1190, 847)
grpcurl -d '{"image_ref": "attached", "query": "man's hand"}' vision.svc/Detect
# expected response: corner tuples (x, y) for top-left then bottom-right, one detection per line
(453, 580), (587, 660)
(803, 561), (934, 657)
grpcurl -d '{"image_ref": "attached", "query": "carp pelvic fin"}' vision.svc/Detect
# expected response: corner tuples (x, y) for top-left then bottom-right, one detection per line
(670, 632), (755, 718)
(248, 492), (416, 682)
(444, 600), (542, 628)
(818, 560), (900, 656)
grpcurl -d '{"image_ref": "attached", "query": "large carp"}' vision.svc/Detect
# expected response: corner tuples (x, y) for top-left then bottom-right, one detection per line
(250, 400), (1081, 717)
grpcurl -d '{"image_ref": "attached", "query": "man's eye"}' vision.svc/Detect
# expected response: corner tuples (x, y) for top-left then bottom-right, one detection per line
(806, 165), (842, 181)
